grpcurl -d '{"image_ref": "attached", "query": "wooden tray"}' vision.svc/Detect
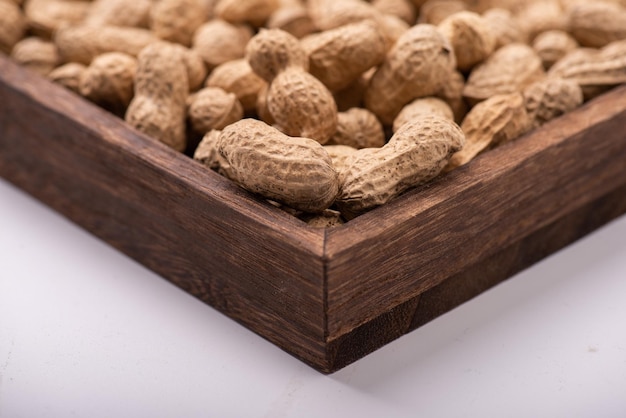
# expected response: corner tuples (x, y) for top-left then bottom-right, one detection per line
(2, 54), (626, 373)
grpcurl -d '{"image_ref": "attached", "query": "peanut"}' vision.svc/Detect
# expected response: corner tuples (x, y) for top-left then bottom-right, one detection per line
(326, 108), (386, 149)
(365, 24), (456, 125)
(192, 19), (253, 71)
(446, 92), (530, 171)
(84, 0), (152, 28)
(372, 0), (417, 25)
(435, 69), (467, 123)
(482, 8), (526, 49)
(79, 52), (138, 116)
(266, 4), (317, 39)
(302, 209), (345, 228)
(438, 11), (496, 72)
(307, 0), (377, 31)
(464, 43), (545, 104)
(151, 0), (209, 47)
(393, 97), (454, 132)
(193, 129), (224, 171)
(48, 62), (86, 94)
(24, 0), (91, 39)
(532, 30), (579, 70)
(215, 0), (280, 27)
(206, 59), (267, 112)
(54, 25), (157, 65)
(418, 0), (467, 25)
(246, 28), (338, 144)
(187, 87), (244, 133)
(0, 0), (26, 54)
(216, 119), (339, 212)
(301, 21), (386, 92)
(337, 114), (464, 216)
(566, 2), (626, 48)
(523, 78), (583, 129)
(324, 144), (359, 173)
(515, 0), (566, 42)
(125, 41), (189, 152)
(10, 37), (60, 76)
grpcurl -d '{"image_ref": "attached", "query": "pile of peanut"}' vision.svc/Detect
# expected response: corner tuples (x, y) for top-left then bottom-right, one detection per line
(3, 0), (626, 225)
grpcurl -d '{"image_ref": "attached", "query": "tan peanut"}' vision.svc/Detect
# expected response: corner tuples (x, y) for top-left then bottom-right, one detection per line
(84, 0), (152, 28)
(302, 209), (344, 228)
(532, 30), (579, 70)
(326, 108), (385, 149)
(438, 11), (496, 72)
(10, 37), (60, 76)
(301, 21), (386, 92)
(333, 68), (374, 112)
(24, 0), (91, 39)
(307, 0), (377, 31)
(125, 41), (189, 152)
(215, 0), (280, 27)
(187, 87), (244, 133)
(566, 2), (626, 48)
(151, 0), (209, 47)
(446, 92), (530, 171)
(482, 8), (526, 49)
(436, 69), (467, 123)
(266, 4), (317, 39)
(393, 97), (454, 132)
(246, 28), (337, 144)
(0, 0), (26, 54)
(324, 144), (359, 173)
(365, 24), (456, 125)
(48, 62), (87, 94)
(192, 19), (253, 71)
(418, 0), (467, 25)
(337, 114), (464, 216)
(515, 0), (566, 42)
(54, 25), (157, 65)
(193, 129), (224, 171)
(372, 0), (417, 25)
(79, 52), (137, 116)
(464, 43), (545, 104)
(523, 78), (583, 129)
(216, 119), (339, 213)
(206, 58), (267, 112)
(548, 40), (626, 100)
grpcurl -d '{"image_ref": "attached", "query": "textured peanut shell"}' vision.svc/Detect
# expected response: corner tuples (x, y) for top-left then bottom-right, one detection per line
(245, 28), (309, 82)
(337, 115), (464, 216)
(301, 21), (386, 92)
(267, 67), (338, 144)
(24, 0), (91, 39)
(372, 0), (417, 25)
(10, 37), (60, 76)
(206, 58), (266, 111)
(216, 119), (339, 213)
(516, 0), (566, 42)
(0, 1), (26, 54)
(151, 0), (209, 47)
(125, 42), (189, 152)
(464, 43), (545, 104)
(418, 0), (467, 25)
(303, 209), (345, 228)
(365, 24), (456, 125)
(532, 30), (579, 70)
(79, 52), (137, 116)
(266, 5), (317, 39)
(84, 0), (152, 28)
(548, 41), (626, 96)
(54, 26), (157, 65)
(438, 11), (496, 72)
(307, 0), (377, 31)
(48, 62), (87, 94)
(393, 97), (454, 132)
(215, 0), (279, 26)
(187, 87), (244, 133)
(566, 2), (626, 48)
(523, 78), (583, 129)
(482, 8), (526, 49)
(193, 129), (224, 171)
(436, 69), (467, 123)
(327, 108), (385, 149)
(324, 144), (358, 173)
(192, 20), (253, 70)
(446, 92), (530, 170)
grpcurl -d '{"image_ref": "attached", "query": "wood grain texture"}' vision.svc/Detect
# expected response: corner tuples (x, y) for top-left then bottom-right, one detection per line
(1, 52), (625, 373)
(0, 55), (328, 370)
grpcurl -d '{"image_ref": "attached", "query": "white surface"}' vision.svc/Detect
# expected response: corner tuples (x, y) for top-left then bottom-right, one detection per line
(1, 177), (626, 418)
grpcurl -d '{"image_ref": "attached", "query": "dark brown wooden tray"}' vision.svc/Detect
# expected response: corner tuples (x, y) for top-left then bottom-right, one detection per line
(2, 53), (626, 373)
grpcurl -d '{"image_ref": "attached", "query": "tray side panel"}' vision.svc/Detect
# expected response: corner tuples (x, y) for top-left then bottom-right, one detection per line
(326, 184), (626, 371)
(325, 85), (626, 341)
(0, 56), (328, 370)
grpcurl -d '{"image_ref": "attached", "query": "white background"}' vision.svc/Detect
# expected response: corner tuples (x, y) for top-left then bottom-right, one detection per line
(1, 177), (625, 418)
